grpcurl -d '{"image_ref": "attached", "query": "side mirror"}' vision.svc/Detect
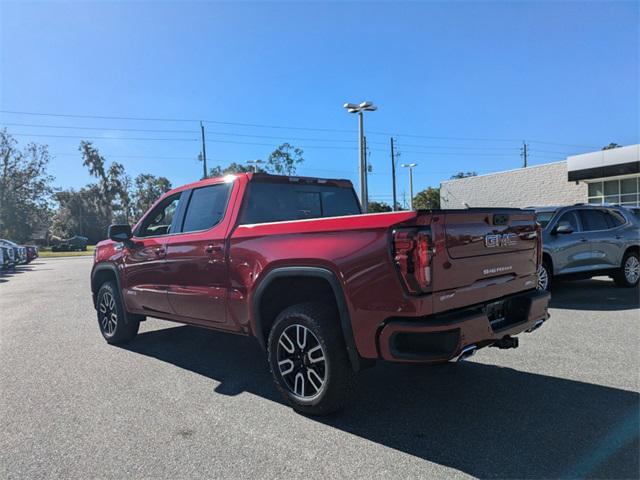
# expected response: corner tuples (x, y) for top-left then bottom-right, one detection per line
(108, 224), (132, 242)
(553, 223), (573, 235)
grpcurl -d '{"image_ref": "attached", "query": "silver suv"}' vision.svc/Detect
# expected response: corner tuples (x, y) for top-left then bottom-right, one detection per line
(533, 205), (639, 291)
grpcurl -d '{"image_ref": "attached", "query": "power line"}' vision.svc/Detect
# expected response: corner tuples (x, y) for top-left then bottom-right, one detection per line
(1, 109), (571, 144)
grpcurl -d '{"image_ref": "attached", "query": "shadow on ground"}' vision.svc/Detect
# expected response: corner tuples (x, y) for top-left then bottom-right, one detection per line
(0, 264), (37, 281)
(550, 278), (639, 311)
(122, 325), (639, 479)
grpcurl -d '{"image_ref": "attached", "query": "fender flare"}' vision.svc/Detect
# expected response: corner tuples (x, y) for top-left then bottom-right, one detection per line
(90, 263), (122, 306)
(252, 266), (364, 371)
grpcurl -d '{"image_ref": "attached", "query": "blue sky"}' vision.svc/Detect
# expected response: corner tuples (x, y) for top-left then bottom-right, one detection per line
(1, 1), (638, 206)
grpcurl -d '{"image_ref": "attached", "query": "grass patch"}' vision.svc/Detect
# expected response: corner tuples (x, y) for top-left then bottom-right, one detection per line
(38, 245), (96, 258)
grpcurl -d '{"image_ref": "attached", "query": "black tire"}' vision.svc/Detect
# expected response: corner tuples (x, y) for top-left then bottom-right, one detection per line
(96, 281), (139, 344)
(537, 258), (552, 292)
(267, 302), (355, 416)
(614, 251), (640, 288)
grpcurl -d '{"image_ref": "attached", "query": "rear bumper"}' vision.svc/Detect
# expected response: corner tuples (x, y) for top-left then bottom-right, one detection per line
(378, 289), (550, 363)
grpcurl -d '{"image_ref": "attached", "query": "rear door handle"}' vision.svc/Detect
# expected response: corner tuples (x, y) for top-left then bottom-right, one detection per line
(154, 246), (165, 255)
(206, 244), (223, 253)
(580, 238), (588, 242)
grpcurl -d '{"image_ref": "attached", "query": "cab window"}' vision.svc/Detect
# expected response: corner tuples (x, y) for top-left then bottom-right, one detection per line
(136, 193), (181, 237)
(181, 183), (231, 233)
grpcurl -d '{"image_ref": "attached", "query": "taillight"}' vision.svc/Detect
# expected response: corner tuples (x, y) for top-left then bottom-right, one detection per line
(393, 228), (432, 294)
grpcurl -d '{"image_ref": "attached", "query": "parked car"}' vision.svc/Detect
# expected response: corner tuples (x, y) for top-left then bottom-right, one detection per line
(25, 245), (39, 263)
(92, 173), (550, 415)
(533, 204), (639, 291)
(0, 239), (27, 265)
(0, 245), (16, 269)
(52, 235), (89, 252)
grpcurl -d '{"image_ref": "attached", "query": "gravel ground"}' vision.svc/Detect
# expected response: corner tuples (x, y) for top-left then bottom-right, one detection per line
(1, 257), (638, 479)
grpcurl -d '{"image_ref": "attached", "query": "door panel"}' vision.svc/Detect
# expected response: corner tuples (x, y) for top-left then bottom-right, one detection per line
(550, 211), (588, 274)
(122, 238), (172, 313)
(122, 191), (183, 315)
(164, 181), (235, 327)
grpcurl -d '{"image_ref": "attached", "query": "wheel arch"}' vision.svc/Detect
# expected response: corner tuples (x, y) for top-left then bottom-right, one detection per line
(91, 263), (121, 308)
(542, 251), (554, 275)
(252, 266), (364, 371)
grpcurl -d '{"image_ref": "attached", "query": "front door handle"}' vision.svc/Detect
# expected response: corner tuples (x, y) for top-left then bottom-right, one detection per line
(154, 247), (165, 255)
(206, 244), (222, 253)
(580, 238), (588, 243)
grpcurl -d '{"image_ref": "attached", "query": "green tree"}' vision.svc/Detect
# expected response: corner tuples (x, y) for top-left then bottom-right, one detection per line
(450, 171), (477, 179)
(412, 187), (441, 210)
(131, 174), (172, 220)
(79, 141), (131, 223)
(0, 130), (55, 242)
(52, 186), (107, 243)
(367, 201), (392, 213)
(266, 143), (304, 175)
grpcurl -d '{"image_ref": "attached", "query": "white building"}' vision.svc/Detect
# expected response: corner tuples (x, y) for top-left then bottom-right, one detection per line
(440, 144), (639, 209)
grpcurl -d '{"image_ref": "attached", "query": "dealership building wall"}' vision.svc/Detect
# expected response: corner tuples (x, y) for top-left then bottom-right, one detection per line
(440, 144), (639, 209)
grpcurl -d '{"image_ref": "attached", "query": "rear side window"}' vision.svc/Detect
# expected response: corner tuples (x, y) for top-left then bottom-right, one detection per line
(605, 210), (626, 228)
(240, 182), (361, 224)
(579, 209), (610, 231)
(181, 183), (231, 233)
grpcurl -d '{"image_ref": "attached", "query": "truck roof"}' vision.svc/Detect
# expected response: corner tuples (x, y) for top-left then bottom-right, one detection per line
(164, 172), (354, 197)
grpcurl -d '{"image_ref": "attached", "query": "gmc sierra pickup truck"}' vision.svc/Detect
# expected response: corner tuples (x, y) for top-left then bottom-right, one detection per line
(91, 173), (550, 415)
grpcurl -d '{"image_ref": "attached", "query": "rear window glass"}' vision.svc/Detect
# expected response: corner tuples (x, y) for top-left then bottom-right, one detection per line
(239, 182), (361, 224)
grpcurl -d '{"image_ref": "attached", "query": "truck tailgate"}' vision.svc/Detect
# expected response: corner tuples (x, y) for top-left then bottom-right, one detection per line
(431, 209), (539, 311)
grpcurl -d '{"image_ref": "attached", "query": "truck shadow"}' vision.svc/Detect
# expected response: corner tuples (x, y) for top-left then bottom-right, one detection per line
(122, 325), (639, 479)
(550, 278), (639, 311)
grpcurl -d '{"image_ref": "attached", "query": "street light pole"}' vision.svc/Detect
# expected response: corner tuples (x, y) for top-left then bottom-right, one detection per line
(401, 163), (417, 210)
(344, 101), (377, 213)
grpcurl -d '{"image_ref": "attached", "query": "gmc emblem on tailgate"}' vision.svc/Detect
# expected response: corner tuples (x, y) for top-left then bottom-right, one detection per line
(485, 233), (518, 248)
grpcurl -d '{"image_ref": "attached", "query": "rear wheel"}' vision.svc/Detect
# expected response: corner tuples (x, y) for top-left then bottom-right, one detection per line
(267, 302), (355, 416)
(96, 281), (139, 344)
(614, 251), (640, 288)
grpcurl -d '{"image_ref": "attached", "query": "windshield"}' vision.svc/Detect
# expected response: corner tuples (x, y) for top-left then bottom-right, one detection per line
(535, 211), (556, 228)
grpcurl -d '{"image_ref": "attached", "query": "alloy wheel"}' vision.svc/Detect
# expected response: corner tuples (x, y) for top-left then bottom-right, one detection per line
(276, 324), (326, 400)
(624, 255), (640, 284)
(537, 265), (549, 291)
(99, 291), (118, 337)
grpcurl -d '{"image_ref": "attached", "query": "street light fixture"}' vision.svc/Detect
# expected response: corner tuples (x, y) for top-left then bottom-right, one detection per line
(401, 163), (417, 210)
(343, 101), (377, 213)
(247, 159), (264, 173)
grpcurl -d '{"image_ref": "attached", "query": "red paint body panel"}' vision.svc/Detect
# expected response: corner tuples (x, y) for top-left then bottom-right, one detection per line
(92, 172), (549, 363)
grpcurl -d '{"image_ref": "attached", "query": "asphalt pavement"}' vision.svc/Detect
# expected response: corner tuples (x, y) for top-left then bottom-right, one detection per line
(1, 257), (638, 479)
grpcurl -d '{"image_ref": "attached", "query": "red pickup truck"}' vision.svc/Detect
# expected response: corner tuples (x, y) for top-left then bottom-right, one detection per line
(91, 173), (550, 415)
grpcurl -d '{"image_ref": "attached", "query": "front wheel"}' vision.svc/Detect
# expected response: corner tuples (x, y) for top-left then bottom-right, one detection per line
(537, 260), (552, 291)
(96, 281), (139, 344)
(267, 302), (355, 416)
(614, 251), (640, 288)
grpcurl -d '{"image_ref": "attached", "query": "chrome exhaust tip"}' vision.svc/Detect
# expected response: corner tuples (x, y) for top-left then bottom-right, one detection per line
(457, 344), (477, 362)
(526, 319), (545, 333)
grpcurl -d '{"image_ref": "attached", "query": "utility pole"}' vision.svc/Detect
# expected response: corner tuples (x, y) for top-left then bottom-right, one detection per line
(363, 135), (368, 211)
(521, 141), (528, 168)
(200, 121), (208, 178)
(390, 137), (397, 211)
